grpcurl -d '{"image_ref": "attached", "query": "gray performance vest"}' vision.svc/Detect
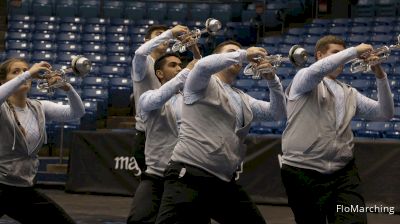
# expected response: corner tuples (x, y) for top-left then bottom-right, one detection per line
(0, 99), (46, 187)
(282, 79), (358, 173)
(172, 77), (253, 182)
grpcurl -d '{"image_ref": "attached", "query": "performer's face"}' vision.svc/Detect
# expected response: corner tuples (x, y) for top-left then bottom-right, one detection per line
(156, 56), (182, 83)
(219, 44), (242, 76)
(1, 61), (31, 94)
(316, 43), (345, 79)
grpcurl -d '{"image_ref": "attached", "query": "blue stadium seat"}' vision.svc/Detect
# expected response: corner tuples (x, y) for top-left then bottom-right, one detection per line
(8, 0), (31, 15)
(373, 17), (396, 26)
(329, 27), (348, 35)
(167, 3), (188, 21)
(0, 52), (5, 62)
(85, 18), (109, 25)
(82, 44), (106, 54)
(103, 0), (124, 18)
(57, 32), (81, 43)
(8, 21), (34, 32)
(235, 79), (255, 91)
(6, 51), (31, 62)
(84, 53), (107, 65)
(107, 55), (132, 67)
(81, 88), (109, 118)
(351, 17), (374, 27)
(83, 24), (106, 34)
(131, 34), (145, 44)
(56, 52), (75, 64)
(352, 0), (376, 18)
(109, 18), (133, 26)
(57, 43), (82, 53)
(106, 34), (130, 44)
(8, 15), (33, 23)
(32, 32), (56, 42)
(351, 120), (365, 134)
(64, 76), (82, 88)
(261, 36), (282, 47)
(350, 26), (371, 35)
(136, 19), (159, 26)
(310, 19), (331, 27)
(307, 27), (327, 36)
(304, 35), (320, 45)
(82, 76), (109, 89)
(81, 34), (106, 43)
(109, 77), (133, 107)
(211, 4), (232, 23)
(370, 34), (391, 45)
(129, 27), (147, 35)
(376, 0), (398, 17)
(59, 17), (85, 24)
(32, 42), (56, 52)
(5, 40), (32, 51)
(287, 28), (307, 36)
(366, 121), (393, 132)
(5, 32), (31, 41)
(348, 35), (370, 44)
(31, 0), (53, 16)
(146, 2), (167, 21)
(35, 23), (58, 33)
(124, 1), (146, 20)
(331, 18), (351, 27)
(250, 124), (273, 135)
(78, 0), (99, 18)
(100, 65), (127, 78)
(59, 23), (82, 33)
(55, 0), (77, 17)
(283, 35), (303, 45)
(241, 10), (257, 22)
(35, 16), (58, 23)
(106, 25), (128, 35)
(371, 26), (393, 35)
(53, 88), (82, 101)
(190, 3), (210, 21)
(106, 43), (130, 55)
(31, 51), (55, 63)
(80, 101), (97, 130)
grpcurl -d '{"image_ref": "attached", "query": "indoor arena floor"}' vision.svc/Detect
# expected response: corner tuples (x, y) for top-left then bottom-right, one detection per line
(0, 189), (399, 224)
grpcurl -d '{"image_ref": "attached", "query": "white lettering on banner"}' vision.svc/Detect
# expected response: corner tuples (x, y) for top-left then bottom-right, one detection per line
(337, 204), (396, 215)
(113, 156), (142, 176)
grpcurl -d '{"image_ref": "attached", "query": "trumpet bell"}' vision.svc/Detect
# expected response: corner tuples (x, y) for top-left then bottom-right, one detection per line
(288, 45), (308, 67)
(71, 55), (92, 77)
(205, 18), (222, 34)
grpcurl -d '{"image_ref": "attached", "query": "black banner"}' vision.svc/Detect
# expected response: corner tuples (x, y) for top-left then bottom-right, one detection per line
(66, 131), (400, 212)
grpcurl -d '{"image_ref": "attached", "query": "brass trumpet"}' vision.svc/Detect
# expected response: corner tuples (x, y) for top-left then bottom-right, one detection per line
(243, 45), (308, 79)
(171, 18), (222, 53)
(37, 55), (92, 94)
(349, 34), (400, 73)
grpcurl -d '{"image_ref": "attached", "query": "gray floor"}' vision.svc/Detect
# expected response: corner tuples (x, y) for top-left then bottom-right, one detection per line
(0, 189), (399, 224)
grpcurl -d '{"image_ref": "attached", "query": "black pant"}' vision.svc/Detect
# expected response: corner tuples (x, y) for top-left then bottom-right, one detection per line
(127, 173), (164, 224)
(155, 161), (266, 224)
(0, 184), (75, 224)
(132, 130), (146, 172)
(281, 160), (367, 224)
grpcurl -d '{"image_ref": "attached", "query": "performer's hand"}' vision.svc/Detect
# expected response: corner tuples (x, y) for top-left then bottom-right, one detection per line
(48, 75), (71, 91)
(257, 61), (275, 80)
(186, 59), (199, 70)
(28, 61), (52, 79)
(370, 63), (386, 80)
(355, 43), (373, 59)
(171, 25), (189, 38)
(246, 47), (267, 63)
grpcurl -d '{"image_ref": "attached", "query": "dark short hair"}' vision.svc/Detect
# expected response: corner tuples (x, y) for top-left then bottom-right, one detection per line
(213, 40), (243, 54)
(145, 25), (168, 40)
(154, 53), (181, 71)
(315, 35), (346, 58)
(0, 58), (28, 81)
